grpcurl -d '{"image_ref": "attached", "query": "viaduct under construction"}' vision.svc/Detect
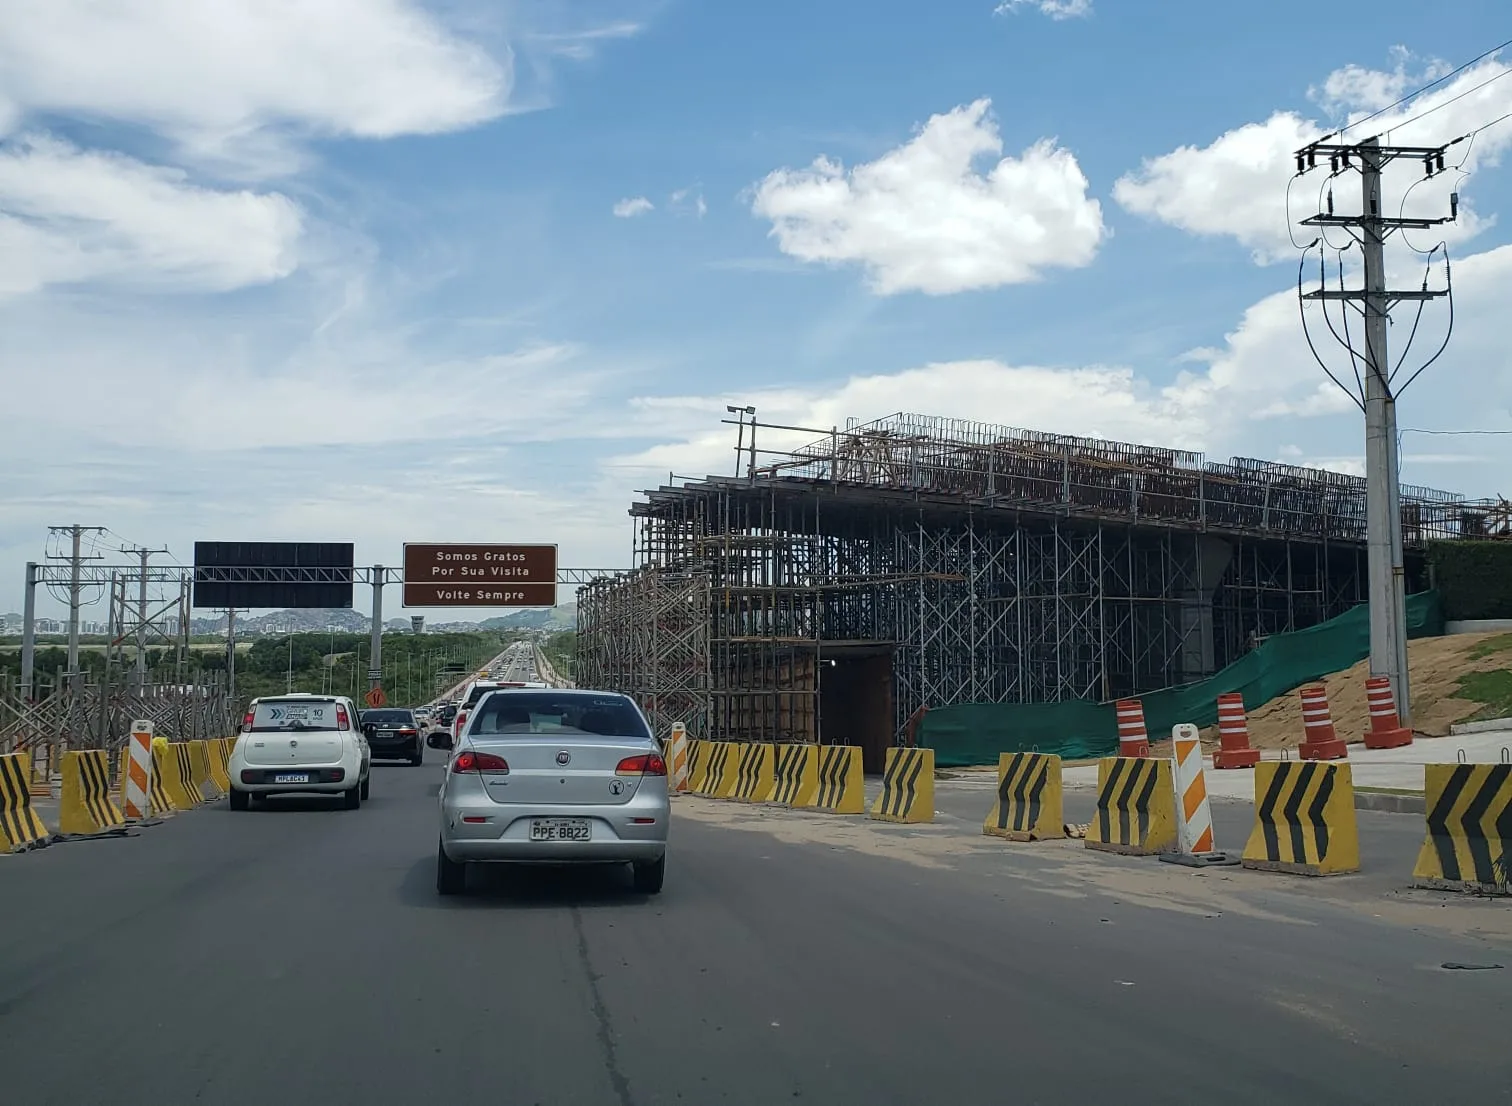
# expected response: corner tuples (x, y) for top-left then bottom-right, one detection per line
(577, 412), (1508, 771)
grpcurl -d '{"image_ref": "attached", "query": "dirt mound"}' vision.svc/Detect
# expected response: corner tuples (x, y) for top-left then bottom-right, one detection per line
(1196, 631), (1512, 751)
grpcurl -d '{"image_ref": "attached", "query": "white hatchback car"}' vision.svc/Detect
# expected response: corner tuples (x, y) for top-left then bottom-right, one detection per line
(229, 693), (371, 810)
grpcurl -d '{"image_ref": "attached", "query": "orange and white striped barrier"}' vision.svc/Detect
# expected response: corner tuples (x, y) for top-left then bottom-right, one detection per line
(1115, 698), (1150, 758)
(668, 723), (690, 792)
(1298, 685), (1347, 761)
(1160, 724), (1242, 868)
(1212, 693), (1261, 769)
(122, 721), (154, 822)
(1363, 676), (1412, 750)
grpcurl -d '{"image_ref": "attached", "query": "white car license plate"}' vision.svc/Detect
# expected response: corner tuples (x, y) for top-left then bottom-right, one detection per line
(530, 818), (591, 842)
(274, 772), (310, 784)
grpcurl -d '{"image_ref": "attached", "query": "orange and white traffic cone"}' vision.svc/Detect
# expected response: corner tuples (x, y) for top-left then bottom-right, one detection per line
(1298, 685), (1348, 761)
(1212, 693), (1261, 769)
(1363, 676), (1413, 750)
(1115, 699), (1150, 758)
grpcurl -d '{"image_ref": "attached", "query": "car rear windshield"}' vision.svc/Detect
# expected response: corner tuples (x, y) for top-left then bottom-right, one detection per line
(250, 698), (341, 732)
(360, 709), (413, 726)
(468, 694), (651, 739)
(462, 684), (500, 708)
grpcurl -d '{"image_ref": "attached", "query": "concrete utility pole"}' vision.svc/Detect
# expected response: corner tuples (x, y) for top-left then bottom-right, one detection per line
(369, 565), (385, 696)
(47, 525), (105, 680)
(226, 609), (239, 698)
(21, 562), (37, 700)
(1295, 134), (1457, 724)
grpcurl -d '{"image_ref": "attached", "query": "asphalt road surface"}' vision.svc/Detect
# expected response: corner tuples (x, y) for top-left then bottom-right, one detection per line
(3, 758), (1510, 1105)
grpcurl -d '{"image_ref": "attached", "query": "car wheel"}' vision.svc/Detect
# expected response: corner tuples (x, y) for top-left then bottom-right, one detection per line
(436, 840), (467, 895)
(632, 855), (665, 895)
(343, 784), (361, 810)
(229, 788), (249, 811)
(359, 774), (371, 800)
(410, 746), (424, 767)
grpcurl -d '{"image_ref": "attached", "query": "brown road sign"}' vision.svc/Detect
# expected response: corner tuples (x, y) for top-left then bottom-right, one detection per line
(402, 544), (558, 608)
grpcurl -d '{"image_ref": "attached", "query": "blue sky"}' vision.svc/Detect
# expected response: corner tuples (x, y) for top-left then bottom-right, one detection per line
(2, 0), (1510, 618)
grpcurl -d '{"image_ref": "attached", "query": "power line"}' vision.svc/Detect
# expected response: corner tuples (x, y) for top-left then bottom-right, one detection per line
(1401, 427), (1512, 436)
(1318, 36), (1512, 142)
(1382, 66), (1512, 138)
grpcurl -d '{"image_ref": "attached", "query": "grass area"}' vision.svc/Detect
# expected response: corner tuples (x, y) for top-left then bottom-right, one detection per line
(1466, 633), (1512, 661)
(1455, 668), (1512, 724)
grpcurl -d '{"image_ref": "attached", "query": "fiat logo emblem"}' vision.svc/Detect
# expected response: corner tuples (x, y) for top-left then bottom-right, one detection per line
(556, 750), (571, 765)
(289, 740), (298, 747)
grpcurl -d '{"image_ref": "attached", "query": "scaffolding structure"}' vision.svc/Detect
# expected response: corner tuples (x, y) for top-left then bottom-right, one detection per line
(578, 412), (1505, 746)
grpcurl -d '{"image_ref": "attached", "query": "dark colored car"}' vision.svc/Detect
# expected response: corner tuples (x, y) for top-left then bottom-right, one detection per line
(358, 708), (424, 766)
(435, 703), (458, 727)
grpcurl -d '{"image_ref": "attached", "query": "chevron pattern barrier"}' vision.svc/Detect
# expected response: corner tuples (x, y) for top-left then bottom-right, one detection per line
(732, 744), (775, 802)
(806, 746), (865, 814)
(773, 744), (817, 806)
(60, 750), (125, 836)
(1413, 764), (1512, 892)
(982, 752), (1063, 842)
(1241, 761), (1358, 876)
(0, 751), (50, 850)
(870, 747), (934, 824)
(1085, 757), (1177, 856)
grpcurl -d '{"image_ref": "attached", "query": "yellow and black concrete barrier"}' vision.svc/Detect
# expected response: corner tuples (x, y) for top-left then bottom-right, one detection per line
(1085, 756), (1176, 855)
(188, 741), (222, 801)
(59, 750), (126, 837)
(1242, 761), (1359, 876)
(151, 742), (196, 812)
(685, 739), (707, 793)
(773, 744), (817, 806)
(1413, 764), (1512, 893)
(983, 752), (1064, 842)
(733, 743), (775, 802)
(0, 751), (51, 850)
(870, 747), (934, 824)
(698, 742), (739, 799)
(206, 739), (233, 794)
(801, 745), (864, 814)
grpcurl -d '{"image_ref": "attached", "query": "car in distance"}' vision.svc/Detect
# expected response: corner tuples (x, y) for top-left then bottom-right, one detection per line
(229, 693), (372, 810)
(430, 688), (668, 896)
(359, 707), (425, 766)
(450, 678), (504, 744)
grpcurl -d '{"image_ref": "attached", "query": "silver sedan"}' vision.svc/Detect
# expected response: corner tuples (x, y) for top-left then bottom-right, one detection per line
(431, 688), (669, 895)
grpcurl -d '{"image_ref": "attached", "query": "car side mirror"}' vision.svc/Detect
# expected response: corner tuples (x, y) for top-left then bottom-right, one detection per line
(362, 723), (375, 737)
(427, 732), (453, 750)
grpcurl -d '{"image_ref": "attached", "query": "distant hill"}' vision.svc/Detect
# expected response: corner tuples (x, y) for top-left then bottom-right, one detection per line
(188, 602), (576, 637)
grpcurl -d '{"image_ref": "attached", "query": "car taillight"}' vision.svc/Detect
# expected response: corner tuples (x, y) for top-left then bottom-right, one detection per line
(453, 751), (508, 773)
(455, 710), (469, 731)
(398, 728), (416, 735)
(241, 710), (253, 732)
(336, 704), (350, 731)
(616, 754), (667, 776)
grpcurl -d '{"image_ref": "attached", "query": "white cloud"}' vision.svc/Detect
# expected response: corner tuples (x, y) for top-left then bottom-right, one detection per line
(670, 187), (707, 218)
(994, 0), (1092, 19)
(0, 0), (508, 170)
(1115, 54), (1512, 263)
(750, 98), (1105, 294)
(612, 241), (1512, 500)
(613, 196), (654, 218)
(0, 134), (302, 295)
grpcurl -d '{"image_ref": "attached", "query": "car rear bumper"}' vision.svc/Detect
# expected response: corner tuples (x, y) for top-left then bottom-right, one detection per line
(370, 739), (421, 759)
(440, 794), (669, 864)
(233, 765), (354, 792)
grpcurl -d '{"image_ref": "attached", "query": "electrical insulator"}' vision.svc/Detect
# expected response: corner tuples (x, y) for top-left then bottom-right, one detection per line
(1330, 155), (1339, 173)
(1423, 154), (1434, 177)
(1450, 192), (1459, 219)
(1308, 150), (1317, 169)
(1341, 151), (1351, 168)
(1326, 189), (1334, 215)
(1436, 150), (1446, 173)
(1296, 153), (1306, 173)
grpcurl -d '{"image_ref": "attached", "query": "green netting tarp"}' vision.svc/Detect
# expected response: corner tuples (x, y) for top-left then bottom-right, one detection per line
(919, 591), (1445, 767)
